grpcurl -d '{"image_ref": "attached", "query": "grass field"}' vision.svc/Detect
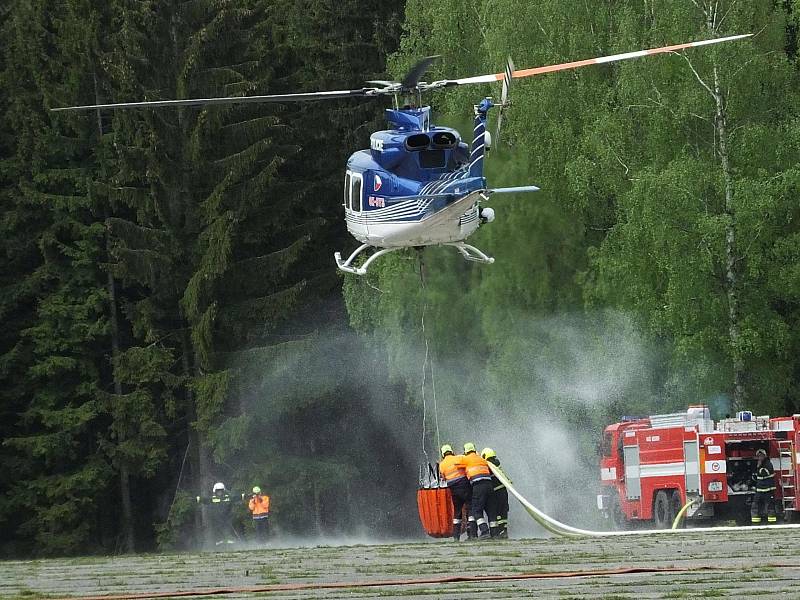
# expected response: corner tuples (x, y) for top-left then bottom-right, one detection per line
(1, 529), (799, 599)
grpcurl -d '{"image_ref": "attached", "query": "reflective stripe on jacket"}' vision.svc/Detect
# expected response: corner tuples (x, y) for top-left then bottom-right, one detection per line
(439, 454), (468, 485)
(463, 452), (491, 482)
(249, 494), (270, 517)
(755, 462), (776, 492)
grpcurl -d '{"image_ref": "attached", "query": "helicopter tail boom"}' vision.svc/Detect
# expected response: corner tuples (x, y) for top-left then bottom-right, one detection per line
(468, 98), (495, 178)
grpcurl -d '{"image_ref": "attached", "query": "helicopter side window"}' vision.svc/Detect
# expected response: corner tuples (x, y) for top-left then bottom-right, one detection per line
(350, 174), (362, 212)
(344, 173), (351, 209)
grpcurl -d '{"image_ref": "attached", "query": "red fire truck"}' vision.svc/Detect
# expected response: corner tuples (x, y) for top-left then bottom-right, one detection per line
(598, 406), (799, 528)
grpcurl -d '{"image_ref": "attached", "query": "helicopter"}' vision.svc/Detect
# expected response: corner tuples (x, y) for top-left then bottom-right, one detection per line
(54, 34), (750, 275)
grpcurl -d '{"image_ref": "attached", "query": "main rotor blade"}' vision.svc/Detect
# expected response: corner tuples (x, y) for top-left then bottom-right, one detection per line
(51, 88), (377, 112)
(447, 34), (751, 86)
(401, 55), (440, 90)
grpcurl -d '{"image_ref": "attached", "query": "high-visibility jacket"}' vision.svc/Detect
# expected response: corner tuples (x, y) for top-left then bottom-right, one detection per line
(249, 494), (270, 518)
(754, 461), (776, 493)
(196, 492), (233, 509)
(439, 454), (468, 485)
(463, 452), (492, 483)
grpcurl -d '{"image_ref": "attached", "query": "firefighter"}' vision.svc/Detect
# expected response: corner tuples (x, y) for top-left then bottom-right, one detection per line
(196, 482), (238, 546)
(463, 442), (492, 539)
(438, 443), (471, 541)
(248, 486), (271, 541)
(751, 448), (777, 524)
(481, 447), (511, 538)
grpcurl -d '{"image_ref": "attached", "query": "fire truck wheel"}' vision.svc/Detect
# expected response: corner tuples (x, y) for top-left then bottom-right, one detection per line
(669, 490), (683, 528)
(653, 490), (672, 529)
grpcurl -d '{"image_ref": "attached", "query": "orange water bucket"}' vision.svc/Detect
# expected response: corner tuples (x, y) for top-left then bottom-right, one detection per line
(417, 487), (453, 537)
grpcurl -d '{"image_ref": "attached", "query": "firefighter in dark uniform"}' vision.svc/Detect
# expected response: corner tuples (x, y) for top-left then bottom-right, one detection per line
(482, 447), (511, 538)
(462, 442), (492, 539)
(751, 448), (777, 524)
(438, 444), (471, 541)
(197, 482), (238, 545)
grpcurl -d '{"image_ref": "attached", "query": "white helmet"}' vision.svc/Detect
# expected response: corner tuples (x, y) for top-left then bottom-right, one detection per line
(212, 482), (225, 493)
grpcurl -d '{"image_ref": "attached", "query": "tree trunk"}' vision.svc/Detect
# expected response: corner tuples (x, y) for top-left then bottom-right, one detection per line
(107, 251), (134, 553)
(95, 74), (135, 553)
(181, 331), (212, 547)
(309, 440), (323, 536)
(312, 479), (323, 537)
(712, 65), (745, 410)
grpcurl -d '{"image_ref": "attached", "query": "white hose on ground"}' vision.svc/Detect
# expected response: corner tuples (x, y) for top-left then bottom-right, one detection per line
(488, 463), (800, 537)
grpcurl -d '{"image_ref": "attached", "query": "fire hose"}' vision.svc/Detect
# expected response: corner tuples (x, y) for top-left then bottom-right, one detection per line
(56, 565), (738, 600)
(672, 498), (698, 529)
(488, 463), (800, 536)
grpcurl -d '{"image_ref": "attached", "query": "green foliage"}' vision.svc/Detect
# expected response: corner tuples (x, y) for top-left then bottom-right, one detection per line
(1, 0), (405, 556)
(0, 0), (119, 556)
(154, 490), (196, 551)
(586, 3), (800, 408)
(3, 0), (796, 557)
(351, 0), (800, 490)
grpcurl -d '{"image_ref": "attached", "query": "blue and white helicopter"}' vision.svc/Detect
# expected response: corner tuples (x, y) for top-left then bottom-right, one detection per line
(54, 34), (749, 275)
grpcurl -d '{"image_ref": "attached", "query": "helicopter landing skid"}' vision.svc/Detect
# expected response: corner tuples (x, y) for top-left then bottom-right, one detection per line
(336, 242), (494, 275)
(335, 244), (402, 276)
(446, 242), (495, 265)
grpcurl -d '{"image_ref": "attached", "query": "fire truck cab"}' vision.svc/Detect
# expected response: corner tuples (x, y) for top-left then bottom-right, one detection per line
(598, 406), (800, 528)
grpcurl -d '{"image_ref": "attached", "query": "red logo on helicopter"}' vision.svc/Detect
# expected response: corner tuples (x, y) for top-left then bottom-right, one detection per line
(374, 175), (383, 192)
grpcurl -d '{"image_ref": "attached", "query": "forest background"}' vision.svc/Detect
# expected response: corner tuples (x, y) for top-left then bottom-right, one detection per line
(0, 0), (798, 557)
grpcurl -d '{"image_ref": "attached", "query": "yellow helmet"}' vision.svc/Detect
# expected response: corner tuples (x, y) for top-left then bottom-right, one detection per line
(481, 448), (496, 460)
(440, 444), (453, 457)
(463, 442), (476, 454)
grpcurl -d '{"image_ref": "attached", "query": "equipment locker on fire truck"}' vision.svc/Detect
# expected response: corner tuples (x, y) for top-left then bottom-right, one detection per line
(598, 406), (800, 528)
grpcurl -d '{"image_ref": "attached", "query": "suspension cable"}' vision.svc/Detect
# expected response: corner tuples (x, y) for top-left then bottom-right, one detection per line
(419, 257), (429, 464)
(419, 254), (441, 461)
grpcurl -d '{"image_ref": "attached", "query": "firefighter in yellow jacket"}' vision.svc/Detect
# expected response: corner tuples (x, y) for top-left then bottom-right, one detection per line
(751, 449), (777, 524)
(482, 448), (511, 538)
(248, 486), (271, 541)
(438, 444), (471, 541)
(463, 442), (492, 539)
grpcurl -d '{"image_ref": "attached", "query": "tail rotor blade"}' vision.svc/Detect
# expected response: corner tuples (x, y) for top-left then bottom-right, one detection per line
(495, 56), (514, 146)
